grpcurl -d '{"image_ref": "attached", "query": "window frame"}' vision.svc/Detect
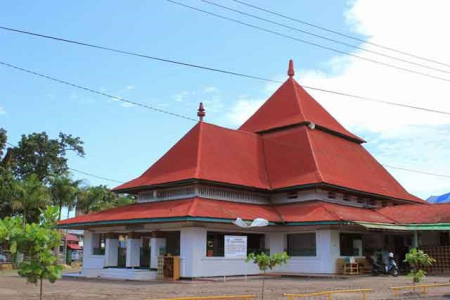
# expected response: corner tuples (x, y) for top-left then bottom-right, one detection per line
(286, 232), (317, 257)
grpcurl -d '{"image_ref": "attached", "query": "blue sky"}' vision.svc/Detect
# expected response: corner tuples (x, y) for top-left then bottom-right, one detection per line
(1, 0), (450, 203)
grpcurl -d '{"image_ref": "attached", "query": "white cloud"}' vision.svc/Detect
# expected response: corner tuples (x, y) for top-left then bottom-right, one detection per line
(203, 86), (217, 94)
(125, 85), (135, 90)
(224, 0), (450, 198)
(0, 106), (5, 115)
(226, 96), (265, 126)
(173, 91), (189, 102)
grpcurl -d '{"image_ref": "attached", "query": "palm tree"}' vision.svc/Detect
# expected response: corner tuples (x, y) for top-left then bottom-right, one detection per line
(49, 174), (82, 221)
(10, 174), (48, 225)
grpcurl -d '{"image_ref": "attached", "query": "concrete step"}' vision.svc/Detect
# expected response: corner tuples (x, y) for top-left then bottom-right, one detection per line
(100, 268), (158, 281)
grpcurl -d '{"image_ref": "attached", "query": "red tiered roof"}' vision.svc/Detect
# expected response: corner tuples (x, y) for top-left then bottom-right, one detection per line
(113, 61), (421, 204)
(59, 197), (448, 228)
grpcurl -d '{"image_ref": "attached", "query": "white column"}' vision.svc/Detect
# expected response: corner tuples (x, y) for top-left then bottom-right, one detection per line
(267, 233), (284, 255)
(126, 238), (141, 268)
(105, 238), (119, 267)
(316, 229), (340, 273)
(150, 238), (166, 269)
(180, 227), (206, 278)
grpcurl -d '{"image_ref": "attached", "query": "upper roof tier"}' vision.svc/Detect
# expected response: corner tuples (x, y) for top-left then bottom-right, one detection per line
(113, 60), (423, 204)
(239, 60), (365, 143)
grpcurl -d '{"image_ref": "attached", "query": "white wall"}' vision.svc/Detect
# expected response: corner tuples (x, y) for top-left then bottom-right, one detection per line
(81, 230), (105, 277)
(274, 229), (340, 274)
(179, 227), (260, 278)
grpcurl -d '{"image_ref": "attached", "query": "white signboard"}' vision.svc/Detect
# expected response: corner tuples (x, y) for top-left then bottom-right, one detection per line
(224, 235), (247, 258)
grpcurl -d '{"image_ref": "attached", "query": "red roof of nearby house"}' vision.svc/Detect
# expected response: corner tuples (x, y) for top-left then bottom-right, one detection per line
(67, 244), (82, 250)
(65, 233), (80, 242)
(377, 203), (450, 224)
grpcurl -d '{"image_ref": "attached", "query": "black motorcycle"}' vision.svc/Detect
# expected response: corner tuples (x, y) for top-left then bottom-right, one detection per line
(371, 260), (399, 277)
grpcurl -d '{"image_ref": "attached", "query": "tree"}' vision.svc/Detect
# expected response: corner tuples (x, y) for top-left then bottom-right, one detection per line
(48, 174), (82, 221)
(0, 206), (63, 300)
(76, 185), (135, 215)
(0, 128), (7, 157)
(404, 248), (436, 285)
(246, 252), (290, 300)
(10, 174), (49, 225)
(11, 132), (84, 183)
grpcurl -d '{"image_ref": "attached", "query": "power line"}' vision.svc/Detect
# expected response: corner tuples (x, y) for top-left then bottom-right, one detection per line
(202, 0), (450, 76)
(68, 168), (125, 184)
(1, 26), (450, 116)
(5, 142), (125, 183)
(232, 0), (450, 69)
(384, 165), (450, 180)
(0, 26), (279, 84)
(167, 0), (450, 84)
(0, 61), (197, 122)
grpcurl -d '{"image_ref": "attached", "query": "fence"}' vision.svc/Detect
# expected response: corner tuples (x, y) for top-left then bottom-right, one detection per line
(284, 289), (372, 300)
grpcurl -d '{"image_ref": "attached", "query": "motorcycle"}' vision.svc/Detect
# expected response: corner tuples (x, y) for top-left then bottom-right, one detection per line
(371, 256), (399, 277)
(386, 259), (399, 277)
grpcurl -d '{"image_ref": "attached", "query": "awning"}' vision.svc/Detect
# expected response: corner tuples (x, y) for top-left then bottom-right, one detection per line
(354, 222), (450, 231)
(67, 244), (82, 250)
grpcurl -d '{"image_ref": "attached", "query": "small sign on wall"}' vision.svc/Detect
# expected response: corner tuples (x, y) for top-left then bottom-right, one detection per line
(224, 235), (247, 258)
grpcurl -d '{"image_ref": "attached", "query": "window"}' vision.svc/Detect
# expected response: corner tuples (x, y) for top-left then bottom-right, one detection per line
(328, 192), (336, 199)
(343, 194), (351, 202)
(357, 197), (364, 204)
(440, 232), (450, 246)
(92, 233), (105, 255)
(287, 233), (316, 256)
(206, 232), (266, 257)
(287, 192), (298, 199)
(340, 233), (363, 256)
(382, 201), (388, 207)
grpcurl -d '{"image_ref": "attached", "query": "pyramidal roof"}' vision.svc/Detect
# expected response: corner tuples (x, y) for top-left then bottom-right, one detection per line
(113, 121), (270, 192)
(239, 60), (365, 143)
(114, 61), (423, 204)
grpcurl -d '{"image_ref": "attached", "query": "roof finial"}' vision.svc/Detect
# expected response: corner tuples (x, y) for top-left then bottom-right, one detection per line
(288, 59), (295, 77)
(197, 102), (205, 122)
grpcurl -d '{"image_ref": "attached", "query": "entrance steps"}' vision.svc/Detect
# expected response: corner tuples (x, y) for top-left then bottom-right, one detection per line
(100, 268), (157, 280)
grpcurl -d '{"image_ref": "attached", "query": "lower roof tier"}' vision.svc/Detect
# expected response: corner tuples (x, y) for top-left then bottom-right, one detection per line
(113, 122), (423, 204)
(58, 197), (450, 229)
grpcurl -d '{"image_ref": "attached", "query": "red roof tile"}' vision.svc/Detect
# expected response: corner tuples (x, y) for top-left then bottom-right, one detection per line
(378, 203), (450, 224)
(275, 201), (396, 223)
(58, 197), (281, 226)
(239, 77), (364, 143)
(262, 126), (423, 203)
(62, 197), (450, 228)
(114, 122), (270, 192)
(113, 61), (422, 204)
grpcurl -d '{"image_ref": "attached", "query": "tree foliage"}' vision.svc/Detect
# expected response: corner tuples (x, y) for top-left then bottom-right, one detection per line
(404, 248), (436, 284)
(11, 132), (84, 183)
(76, 185), (135, 214)
(0, 206), (63, 300)
(10, 174), (49, 225)
(246, 252), (290, 300)
(49, 174), (82, 220)
(0, 128), (7, 158)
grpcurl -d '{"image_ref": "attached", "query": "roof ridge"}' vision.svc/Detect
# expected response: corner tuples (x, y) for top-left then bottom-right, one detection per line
(260, 137), (273, 190)
(318, 201), (344, 221)
(304, 128), (325, 182)
(290, 77), (307, 122)
(194, 122), (203, 179)
(187, 197), (198, 217)
(203, 121), (261, 138)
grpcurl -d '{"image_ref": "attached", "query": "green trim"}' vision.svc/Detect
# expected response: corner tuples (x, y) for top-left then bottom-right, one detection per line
(284, 221), (345, 226)
(353, 221), (450, 231)
(57, 216), (278, 229)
